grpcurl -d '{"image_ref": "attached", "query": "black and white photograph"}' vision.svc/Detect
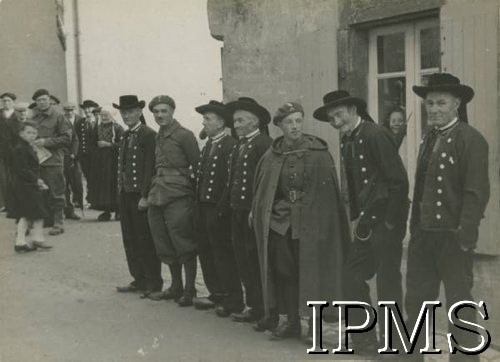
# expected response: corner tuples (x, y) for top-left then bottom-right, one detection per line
(0, 0), (498, 361)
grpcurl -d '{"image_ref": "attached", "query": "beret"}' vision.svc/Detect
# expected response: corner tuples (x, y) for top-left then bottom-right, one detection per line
(273, 102), (304, 125)
(32, 89), (50, 101)
(148, 95), (176, 112)
(0, 92), (16, 101)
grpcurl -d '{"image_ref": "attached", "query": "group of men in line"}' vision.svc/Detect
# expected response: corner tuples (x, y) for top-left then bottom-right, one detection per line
(0, 71), (489, 359)
(110, 72), (488, 360)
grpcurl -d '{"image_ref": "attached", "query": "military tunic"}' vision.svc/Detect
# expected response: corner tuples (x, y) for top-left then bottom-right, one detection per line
(117, 122), (163, 292)
(74, 116), (97, 180)
(226, 129), (272, 315)
(194, 131), (244, 311)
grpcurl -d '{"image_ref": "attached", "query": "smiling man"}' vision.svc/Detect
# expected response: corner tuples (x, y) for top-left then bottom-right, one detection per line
(145, 95), (200, 306)
(406, 73), (490, 361)
(314, 90), (409, 355)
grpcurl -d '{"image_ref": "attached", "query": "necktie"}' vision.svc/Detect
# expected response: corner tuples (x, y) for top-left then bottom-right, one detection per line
(238, 137), (248, 156)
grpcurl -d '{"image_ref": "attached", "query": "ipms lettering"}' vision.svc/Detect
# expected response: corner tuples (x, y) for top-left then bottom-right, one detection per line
(306, 301), (490, 356)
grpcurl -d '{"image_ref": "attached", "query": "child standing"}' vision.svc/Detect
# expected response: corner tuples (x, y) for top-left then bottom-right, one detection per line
(11, 121), (52, 252)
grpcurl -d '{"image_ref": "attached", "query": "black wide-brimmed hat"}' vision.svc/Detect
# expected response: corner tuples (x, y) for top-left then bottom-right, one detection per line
(412, 73), (474, 103)
(195, 100), (232, 126)
(113, 95), (145, 110)
(313, 90), (367, 122)
(80, 99), (99, 109)
(226, 97), (271, 126)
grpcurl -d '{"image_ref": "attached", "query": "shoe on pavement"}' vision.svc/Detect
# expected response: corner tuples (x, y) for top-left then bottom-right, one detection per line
(48, 226), (64, 236)
(253, 314), (279, 332)
(14, 244), (37, 253)
(116, 283), (144, 293)
(97, 212), (111, 222)
(271, 320), (301, 340)
(231, 308), (263, 323)
(32, 241), (53, 250)
(177, 295), (194, 307)
(65, 212), (81, 220)
(193, 297), (216, 310)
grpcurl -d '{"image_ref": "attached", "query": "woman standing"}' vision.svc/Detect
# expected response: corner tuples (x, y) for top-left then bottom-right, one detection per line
(88, 109), (123, 221)
(252, 102), (350, 340)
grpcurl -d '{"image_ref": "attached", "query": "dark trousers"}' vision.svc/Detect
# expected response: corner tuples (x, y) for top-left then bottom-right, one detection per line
(119, 192), (163, 291)
(343, 221), (405, 344)
(268, 229), (299, 321)
(231, 209), (264, 314)
(40, 166), (66, 227)
(64, 156), (83, 214)
(197, 203), (244, 312)
(405, 229), (478, 361)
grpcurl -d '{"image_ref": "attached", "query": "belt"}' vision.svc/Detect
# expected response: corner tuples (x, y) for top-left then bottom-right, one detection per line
(288, 190), (305, 203)
(156, 167), (188, 177)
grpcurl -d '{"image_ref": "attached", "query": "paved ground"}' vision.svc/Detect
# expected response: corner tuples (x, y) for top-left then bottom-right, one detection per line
(0, 210), (498, 361)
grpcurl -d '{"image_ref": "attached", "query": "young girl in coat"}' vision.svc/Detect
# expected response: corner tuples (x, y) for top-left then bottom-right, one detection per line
(11, 122), (52, 252)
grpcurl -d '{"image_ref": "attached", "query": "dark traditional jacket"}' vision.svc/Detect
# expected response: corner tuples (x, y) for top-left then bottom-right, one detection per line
(147, 119), (200, 206)
(74, 116), (97, 158)
(410, 120), (489, 249)
(196, 132), (236, 205)
(32, 107), (72, 167)
(226, 131), (272, 211)
(341, 119), (409, 228)
(117, 123), (156, 198)
(252, 134), (350, 316)
(0, 112), (21, 166)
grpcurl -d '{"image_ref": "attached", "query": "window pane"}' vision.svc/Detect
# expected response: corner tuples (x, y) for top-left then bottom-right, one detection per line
(377, 33), (405, 73)
(420, 27), (440, 69)
(377, 77), (406, 123)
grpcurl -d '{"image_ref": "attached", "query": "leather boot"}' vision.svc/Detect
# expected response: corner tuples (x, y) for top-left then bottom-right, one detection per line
(178, 258), (197, 307)
(271, 316), (301, 340)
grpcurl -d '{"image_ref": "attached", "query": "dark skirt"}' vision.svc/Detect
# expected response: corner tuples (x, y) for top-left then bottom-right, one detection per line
(87, 147), (119, 211)
(8, 182), (48, 220)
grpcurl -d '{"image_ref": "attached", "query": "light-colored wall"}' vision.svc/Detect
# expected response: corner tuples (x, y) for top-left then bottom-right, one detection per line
(0, 0), (68, 103)
(75, 0), (222, 135)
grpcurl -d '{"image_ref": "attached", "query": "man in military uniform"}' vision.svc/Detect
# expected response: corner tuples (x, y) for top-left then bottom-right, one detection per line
(115, 95), (163, 297)
(62, 102), (83, 219)
(32, 89), (72, 236)
(220, 97), (272, 323)
(145, 95), (200, 307)
(76, 100), (99, 187)
(192, 100), (244, 314)
(314, 90), (409, 354)
(406, 73), (489, 361)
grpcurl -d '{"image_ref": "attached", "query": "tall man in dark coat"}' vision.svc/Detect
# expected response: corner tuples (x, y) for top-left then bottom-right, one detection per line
(32, 89), (72, 236)
(62, 102), (83, 219)
(192, 101), (244, 313)
(115, 95), (163, 297)
(406, 73), (489, 362)
(0, 92), (21, 213)
(75, 100), (99, 189)
(221, 97), (272, 323)
(314, 91), (409, 354)
(146, 95), (200, 306)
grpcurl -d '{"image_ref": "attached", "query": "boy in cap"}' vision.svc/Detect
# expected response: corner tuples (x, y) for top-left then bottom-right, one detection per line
(192, 100), (244, 313)
(31, 89), (72, 235)
(145, 95), (200, 306)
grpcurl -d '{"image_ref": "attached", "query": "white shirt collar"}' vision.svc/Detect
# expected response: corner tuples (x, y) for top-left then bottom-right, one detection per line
(210, 130), (226, 143)
(129, 122), (141, 132)
(3, 109), (14, 118)
(438, 117), (458, 131)
(243, 128), (260, 141)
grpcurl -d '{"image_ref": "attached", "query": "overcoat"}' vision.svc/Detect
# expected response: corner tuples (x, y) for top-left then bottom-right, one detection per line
(252, 134), (350, 316)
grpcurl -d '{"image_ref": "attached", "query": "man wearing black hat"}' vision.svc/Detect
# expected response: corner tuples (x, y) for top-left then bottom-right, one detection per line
(115, 95), (163, 297)
(0, 92), (20, 212)
(314, 90), (409, 354)
(145, 95), (200, 306)
(31, 89), (72, 235)
(76, 100), (99, 189)
(62, 102), (84, 218)
(220, 97), (272, 323)
(406, 73), (489, 361)
(191, 100), (244, 313)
